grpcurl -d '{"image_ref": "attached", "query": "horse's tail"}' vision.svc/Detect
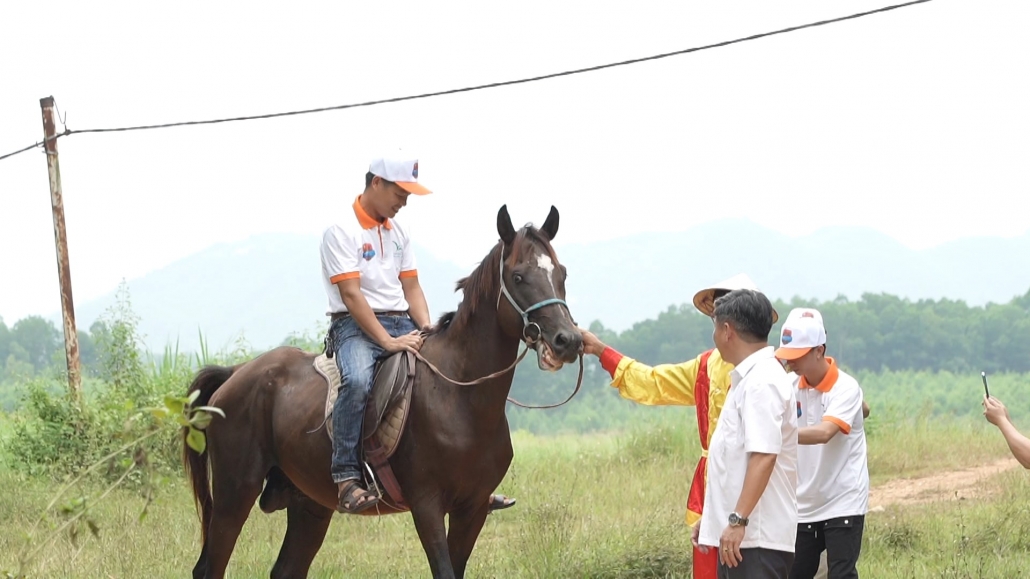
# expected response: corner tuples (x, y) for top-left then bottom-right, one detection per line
(182, 364), (236, 545)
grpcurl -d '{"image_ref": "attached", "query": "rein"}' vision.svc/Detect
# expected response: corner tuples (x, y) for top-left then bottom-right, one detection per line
(412, 347), (584, 409)
(504, 353), (584, 409)
(411, 242), (584, 409)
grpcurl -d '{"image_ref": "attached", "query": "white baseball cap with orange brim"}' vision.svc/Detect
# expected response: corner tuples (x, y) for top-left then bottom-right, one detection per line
(369, 152), (432, 196)
(774, 307), (826, 361)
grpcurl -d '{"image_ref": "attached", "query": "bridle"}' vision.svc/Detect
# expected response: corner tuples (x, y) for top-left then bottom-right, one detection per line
(410, 240), (584, 409)
(495, 247), (571, 344)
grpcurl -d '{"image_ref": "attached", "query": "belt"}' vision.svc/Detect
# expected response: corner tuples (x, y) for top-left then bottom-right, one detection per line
(331, 310), (409, 321)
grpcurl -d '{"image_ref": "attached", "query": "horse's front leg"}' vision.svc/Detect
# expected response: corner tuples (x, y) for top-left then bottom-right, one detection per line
(410, 498), (454, 578)
(446, 499), (490, 579)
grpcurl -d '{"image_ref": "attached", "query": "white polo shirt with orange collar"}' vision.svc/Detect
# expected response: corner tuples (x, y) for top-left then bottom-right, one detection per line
(320, 196), (417, 315)
(794, 357), (869, 523)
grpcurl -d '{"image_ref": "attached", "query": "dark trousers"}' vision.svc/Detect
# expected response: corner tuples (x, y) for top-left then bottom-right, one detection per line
(717, 548), (794, 579)
(789, 515), (865, 579)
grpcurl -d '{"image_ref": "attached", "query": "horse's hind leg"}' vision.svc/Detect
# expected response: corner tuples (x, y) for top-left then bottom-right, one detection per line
(270, 493), (333, 579)
(201, 465), (265, 578)
(191, 543), (210, 579)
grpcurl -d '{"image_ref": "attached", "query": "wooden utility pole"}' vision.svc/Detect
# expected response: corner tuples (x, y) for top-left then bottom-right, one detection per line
(39, 96), (81, 401)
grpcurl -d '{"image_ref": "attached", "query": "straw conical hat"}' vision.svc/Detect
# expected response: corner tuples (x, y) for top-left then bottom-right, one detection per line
(692, 273), (779, 323)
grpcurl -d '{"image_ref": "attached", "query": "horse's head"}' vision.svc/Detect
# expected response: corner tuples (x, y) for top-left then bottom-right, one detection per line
(495, 205), (583, 371)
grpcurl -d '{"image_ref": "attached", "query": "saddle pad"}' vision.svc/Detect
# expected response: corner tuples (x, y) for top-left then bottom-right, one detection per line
(313, 353), (342, 439)
(313, 352), (413, 458)
(372, 390), (409, 458)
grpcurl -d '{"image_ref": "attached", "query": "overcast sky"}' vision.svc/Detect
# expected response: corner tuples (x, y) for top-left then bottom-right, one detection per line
(2, 0), (1028, 325)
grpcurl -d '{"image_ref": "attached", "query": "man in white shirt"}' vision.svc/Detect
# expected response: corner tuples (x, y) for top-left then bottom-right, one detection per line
(320, 152), (433, 514)
(693, 289), (799, 578)
(775, 308), (869, 579)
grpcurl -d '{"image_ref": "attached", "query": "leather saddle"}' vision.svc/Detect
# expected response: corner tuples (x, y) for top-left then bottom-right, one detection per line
(313, 350), (417, 509)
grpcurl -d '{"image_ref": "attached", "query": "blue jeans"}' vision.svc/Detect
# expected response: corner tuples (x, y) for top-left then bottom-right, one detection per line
(330, 313), (417, 484)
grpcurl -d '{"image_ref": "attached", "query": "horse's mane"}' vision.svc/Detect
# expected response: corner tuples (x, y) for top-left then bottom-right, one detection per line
(427, 225), (560, 336)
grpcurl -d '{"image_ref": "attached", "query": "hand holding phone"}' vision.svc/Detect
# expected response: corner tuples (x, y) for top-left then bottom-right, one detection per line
(981, 371), (990, 398)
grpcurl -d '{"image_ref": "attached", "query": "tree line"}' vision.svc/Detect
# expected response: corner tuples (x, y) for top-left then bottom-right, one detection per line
(0, 316), (103, 381)
(594, 289), (1030, 374)
(4, 287), (1030, 434)
(3, 287), (1029, 382)
(504, 288), (1030, 427)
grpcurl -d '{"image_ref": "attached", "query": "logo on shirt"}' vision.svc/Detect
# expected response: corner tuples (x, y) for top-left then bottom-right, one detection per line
(781, 329), (793, 344)
(797, 401), (802, 418)
(392, 240), (403, 260)
(361, 243), (375, 261)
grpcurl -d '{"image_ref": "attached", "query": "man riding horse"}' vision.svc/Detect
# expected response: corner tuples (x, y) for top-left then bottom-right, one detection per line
(319, 152), (515, 513)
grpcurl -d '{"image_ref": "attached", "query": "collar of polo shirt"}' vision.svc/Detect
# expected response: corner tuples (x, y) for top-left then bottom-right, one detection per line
(352, 196), (392, 230)
(798, 357), (840, 392)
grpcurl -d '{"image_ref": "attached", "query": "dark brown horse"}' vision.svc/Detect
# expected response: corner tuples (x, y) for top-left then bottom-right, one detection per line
(182, 205), (583, 579)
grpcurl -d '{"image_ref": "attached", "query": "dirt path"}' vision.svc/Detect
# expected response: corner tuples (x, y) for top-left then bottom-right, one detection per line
(868, 457), (1020, 510)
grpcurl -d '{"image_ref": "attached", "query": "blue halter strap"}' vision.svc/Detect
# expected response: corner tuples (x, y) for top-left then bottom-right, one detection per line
(497, 249), (569, 342)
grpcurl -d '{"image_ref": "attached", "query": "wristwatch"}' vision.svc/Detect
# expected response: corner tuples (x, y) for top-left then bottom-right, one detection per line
(728, 512), (749, 527)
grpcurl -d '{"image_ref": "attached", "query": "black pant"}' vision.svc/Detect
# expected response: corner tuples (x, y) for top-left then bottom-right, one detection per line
(718, 547), (795, 579)
(789, 515), (865, 579)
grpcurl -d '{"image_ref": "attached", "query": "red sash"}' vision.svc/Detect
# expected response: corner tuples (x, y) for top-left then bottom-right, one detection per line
(687, 349), (714, 519)
(688, 349), (718, 579)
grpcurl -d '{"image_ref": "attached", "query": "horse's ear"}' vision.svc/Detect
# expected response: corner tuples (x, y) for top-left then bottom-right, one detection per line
(497, 205), (516, 245)
(541, 205), (559, 240)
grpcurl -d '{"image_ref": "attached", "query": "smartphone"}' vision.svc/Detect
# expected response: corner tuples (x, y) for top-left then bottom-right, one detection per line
(981, 371), (990, 398)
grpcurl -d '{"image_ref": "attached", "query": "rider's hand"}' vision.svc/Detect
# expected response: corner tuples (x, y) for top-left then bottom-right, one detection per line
(383, 330), (424, 354)
(577, 327), (606, 357)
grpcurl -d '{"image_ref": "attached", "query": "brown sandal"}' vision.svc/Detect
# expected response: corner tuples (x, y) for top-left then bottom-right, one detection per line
(337, 480), (380, 514)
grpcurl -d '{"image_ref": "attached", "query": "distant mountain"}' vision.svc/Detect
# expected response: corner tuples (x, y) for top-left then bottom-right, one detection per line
(557, 218), (1030, 330)
(51, 221), (1030, 352)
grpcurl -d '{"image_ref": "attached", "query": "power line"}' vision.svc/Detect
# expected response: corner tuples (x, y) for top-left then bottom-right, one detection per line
(63, 0), (938, 135)
(0, 140), (49, 162)
(0, 0), (934, 163)
(0, 132), (71, 163)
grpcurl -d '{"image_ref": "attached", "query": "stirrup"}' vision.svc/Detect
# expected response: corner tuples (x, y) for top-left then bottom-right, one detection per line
(337, 480), (379, 514)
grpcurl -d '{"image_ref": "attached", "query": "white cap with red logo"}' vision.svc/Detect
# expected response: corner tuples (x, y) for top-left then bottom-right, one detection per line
(774, 307), (826, 361)
(369, 151), (432, 195)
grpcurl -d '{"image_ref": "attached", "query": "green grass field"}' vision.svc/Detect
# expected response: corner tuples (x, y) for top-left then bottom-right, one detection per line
(2, 416), (1027, 578)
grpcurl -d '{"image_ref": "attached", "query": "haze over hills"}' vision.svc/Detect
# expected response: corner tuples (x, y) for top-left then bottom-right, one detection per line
(40, 220), (1030, 352)
(56, 234), (469, 354)
(557, 218), (1030, 328)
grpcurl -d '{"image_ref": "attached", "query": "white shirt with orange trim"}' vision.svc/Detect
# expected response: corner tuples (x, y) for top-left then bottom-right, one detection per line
(794, 359), (869, 523)
(699, 346), (798, 553)
(320, 196), (417, 315)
